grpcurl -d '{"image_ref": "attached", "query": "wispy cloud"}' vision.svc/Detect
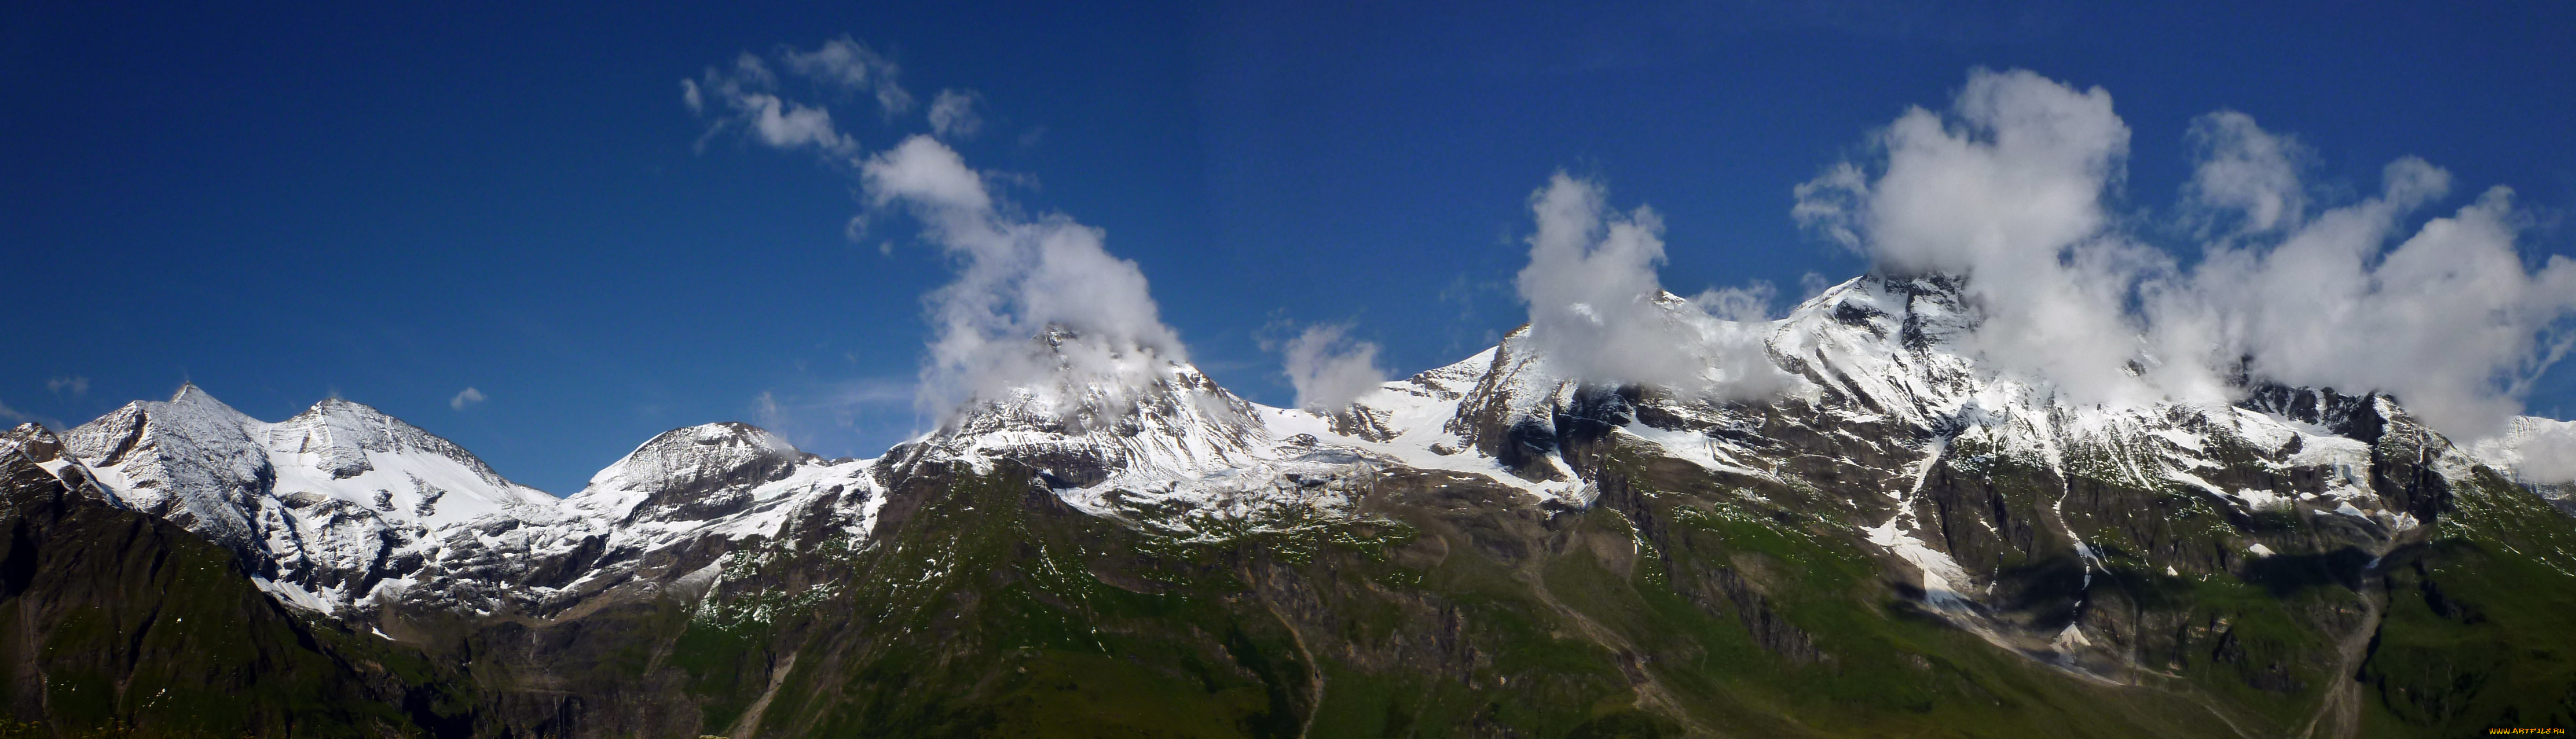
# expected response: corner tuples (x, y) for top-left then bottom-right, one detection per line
(752, 378), (919, 452)
(682, 36), (914, 157)
(2179, 111), (2310, 240)
(928, 89), (983, 140)
(685, 53), (859, 155)
(450, 387), (487, 410)
(0, 397), (64, 431)
(46, 376), (87, 396)
(781, 36), (914, 116)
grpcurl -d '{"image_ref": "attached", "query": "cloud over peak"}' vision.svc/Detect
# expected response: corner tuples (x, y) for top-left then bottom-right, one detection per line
(1797, 68), (2576, 439)
(1280, 323), (1387, 411)
(686, 40), (1190, 422)
(860, 135), (1188, 417)
(1515, 173), (1797, 399)
(686, 47), (2574, 451)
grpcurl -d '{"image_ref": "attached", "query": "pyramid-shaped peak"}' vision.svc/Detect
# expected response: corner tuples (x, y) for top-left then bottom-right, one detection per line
(146, 383), (258, 429)
(171, 382), (225, 406)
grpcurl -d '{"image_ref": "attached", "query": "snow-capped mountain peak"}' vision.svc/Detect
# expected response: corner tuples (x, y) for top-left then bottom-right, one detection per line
(57, 384), (562, 613)
(913, 325), (1277, 486)
(259, 396), (560, 528)
(567, 421), (820, 526)
(61, 384), (280, 551)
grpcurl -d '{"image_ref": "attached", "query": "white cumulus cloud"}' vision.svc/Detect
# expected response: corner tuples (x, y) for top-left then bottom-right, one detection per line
(1281, 324), (1387, 411)
(1690, 282), (1778, 322)
(2160, 156), (2576, 438)
(1516, 173), (1798, 399)
(2179, 111), (2308, 240)
(2499, 417), (2576, 484)
(1796, 68), (2170, 409)
(1797, 68), (2576, 440)
(449, 387), (486, 410)
(860, 135), (1186, 417)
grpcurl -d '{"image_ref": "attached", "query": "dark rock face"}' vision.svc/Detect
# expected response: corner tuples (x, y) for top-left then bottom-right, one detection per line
(2241, 384), (2387, 443)
(2241, 384), (2463, 522)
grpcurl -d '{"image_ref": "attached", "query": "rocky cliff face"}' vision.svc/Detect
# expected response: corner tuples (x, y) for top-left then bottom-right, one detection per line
(10, 274), (2576, 737)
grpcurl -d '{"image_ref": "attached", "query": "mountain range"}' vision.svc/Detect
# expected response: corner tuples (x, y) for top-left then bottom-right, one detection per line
(3, 274), (2573, 738)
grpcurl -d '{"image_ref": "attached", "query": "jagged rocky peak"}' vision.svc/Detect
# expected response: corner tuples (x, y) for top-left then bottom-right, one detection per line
(1780, 273), (1976, 358)
(2238, 383), (2391, 442)
(1319, 345), (1493, 443)
(170, 380), (225, 406)
(3, 423), (64, 465)
(0, 426), (86, 520)
(570, 421), (819, 524)
(1440, 325), (1582, 480)
(0, 423), (116, 508)
(0, 423), (59, 481)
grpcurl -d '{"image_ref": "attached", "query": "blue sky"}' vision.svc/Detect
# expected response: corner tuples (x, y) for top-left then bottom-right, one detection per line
(6, 1), (2574, 494)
